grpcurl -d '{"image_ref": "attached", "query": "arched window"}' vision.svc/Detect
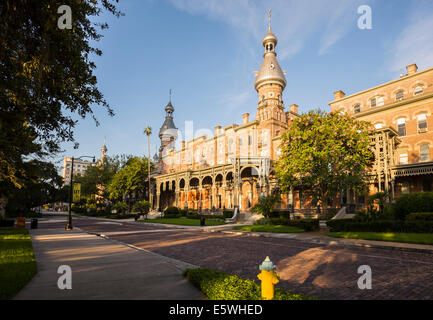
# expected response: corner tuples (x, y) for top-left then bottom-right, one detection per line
(414, 85), (424, 96)
(420, 144), (430, 162)
(353, 104), (361, 114)
(396, 90), (404, 101)
(397, 118), (406, 136)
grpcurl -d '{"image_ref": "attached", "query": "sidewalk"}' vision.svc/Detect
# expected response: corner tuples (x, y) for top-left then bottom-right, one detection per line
(14, 228), (205, 300)
(208, 227), (433, 254)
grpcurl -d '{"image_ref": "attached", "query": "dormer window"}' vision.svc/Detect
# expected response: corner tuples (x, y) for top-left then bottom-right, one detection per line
(414, 85), (424, 96)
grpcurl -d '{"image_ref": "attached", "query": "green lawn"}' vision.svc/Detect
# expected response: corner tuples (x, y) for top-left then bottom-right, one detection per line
(233, 225), (305, 233)
(0, 228), (37, 300)
(328, 232), (433, 245)
(139, 217), (226, 226)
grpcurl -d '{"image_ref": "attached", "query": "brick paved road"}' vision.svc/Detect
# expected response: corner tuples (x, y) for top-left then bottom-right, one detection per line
(39, 216), (433, 300)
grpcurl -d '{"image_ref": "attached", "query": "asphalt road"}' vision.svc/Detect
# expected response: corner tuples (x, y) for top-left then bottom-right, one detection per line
(36, 215), (433, 300)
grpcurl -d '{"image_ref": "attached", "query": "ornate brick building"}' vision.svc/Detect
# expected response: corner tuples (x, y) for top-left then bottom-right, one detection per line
(151, 14), (433, 213)
(151, 16), (300, 212)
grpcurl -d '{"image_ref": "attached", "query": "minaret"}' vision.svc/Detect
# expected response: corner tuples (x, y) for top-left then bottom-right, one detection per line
(158, 90), (178, 170)
(97, 137), (108, 165)
(254, 9), (287, 123)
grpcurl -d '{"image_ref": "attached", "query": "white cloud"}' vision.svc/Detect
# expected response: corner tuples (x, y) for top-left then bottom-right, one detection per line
(388, 6), (433, 73)
(167, 0), (368, 59)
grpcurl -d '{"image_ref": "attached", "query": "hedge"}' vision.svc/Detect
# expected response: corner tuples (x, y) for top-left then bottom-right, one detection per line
(406, 212), (433, 221)
(182, 268), (315, 300)
(0, 219), (15, 227)
(326, 219), (433, 233)
(223, 210), (234, 219)
(255, 218), (319, 231)
(394, 192), (433, 220)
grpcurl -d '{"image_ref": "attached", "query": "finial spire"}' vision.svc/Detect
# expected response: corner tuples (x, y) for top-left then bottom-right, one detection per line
(169, 89), (172, 102)
(268, 9), (272, 31)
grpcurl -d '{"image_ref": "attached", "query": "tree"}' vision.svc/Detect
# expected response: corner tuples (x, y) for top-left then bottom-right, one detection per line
(75, 156), (121, 199)
(107, 157), (153, 210)
(251, 192), (281, 218)
(0, 1), (122, 217)
(5, 160), (64, 216)
(276, 110), (374, 215)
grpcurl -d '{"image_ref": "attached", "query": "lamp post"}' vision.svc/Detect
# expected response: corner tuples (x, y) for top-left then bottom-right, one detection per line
(66, 155), (95, 230)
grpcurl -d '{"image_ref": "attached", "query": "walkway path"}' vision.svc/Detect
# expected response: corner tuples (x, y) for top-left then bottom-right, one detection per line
(14, 227), (204, 300)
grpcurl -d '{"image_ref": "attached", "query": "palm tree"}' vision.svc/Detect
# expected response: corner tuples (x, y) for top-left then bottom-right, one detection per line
(143, 126), (152, 204)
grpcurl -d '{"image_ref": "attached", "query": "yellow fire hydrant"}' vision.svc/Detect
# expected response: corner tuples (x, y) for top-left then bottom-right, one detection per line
(257, 256), (279, 300)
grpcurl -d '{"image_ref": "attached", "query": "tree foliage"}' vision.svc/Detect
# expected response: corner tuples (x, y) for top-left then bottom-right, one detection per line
(74, 156), (123, 198)
(107, 157), (153, 201)
(5, 160), (66, 216)
(0, 0), (121, 216)
(276, 110), (374, 212)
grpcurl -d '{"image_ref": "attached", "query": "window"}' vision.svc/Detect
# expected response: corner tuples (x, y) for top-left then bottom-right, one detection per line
(374, 123), (383, 129)
(248, 136), (252, 146)
(239, 138), (243, 147)
(353, 104), (361, 114)
(414, 85), (424, 96)
(417, 113), (428, 133)
(377, 96), (385, 106)
(396, 91), (404, 101)
(420, 144), (430, 162)
(397, 118), (406, 136)
(399, 152), (408, 164)
(370, 98), (376, 107)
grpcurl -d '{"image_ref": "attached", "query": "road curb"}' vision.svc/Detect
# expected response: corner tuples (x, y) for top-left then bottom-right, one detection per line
(204, 228), (433, 254)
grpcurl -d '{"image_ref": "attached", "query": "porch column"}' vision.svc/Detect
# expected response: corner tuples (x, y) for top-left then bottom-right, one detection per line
(156, 192), (161, 212)
(212, 187), (217, 210)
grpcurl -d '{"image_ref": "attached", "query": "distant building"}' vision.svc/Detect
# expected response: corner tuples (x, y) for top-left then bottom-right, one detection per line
(62, 157), (93, 185)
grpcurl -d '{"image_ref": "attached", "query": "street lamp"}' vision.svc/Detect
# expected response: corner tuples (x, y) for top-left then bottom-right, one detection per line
(66, 155), (95, 230)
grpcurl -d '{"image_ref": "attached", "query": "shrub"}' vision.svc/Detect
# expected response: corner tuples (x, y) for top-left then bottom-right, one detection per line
(406, 212), (433, 221)
(182, 268), (314, 300)
(326, 219), (433, 233)
(394, 192), (433, 220)
(251, 193), (281, 218)
(133, 201), (151, 217)
(223, 210), (233, 219)
(112, 202), (128, 214)
(165, 206), (180, 215)
(179, 209), (188, 216)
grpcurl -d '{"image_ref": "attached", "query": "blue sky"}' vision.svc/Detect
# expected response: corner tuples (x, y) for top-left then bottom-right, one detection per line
(58, 0), (433, 166)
